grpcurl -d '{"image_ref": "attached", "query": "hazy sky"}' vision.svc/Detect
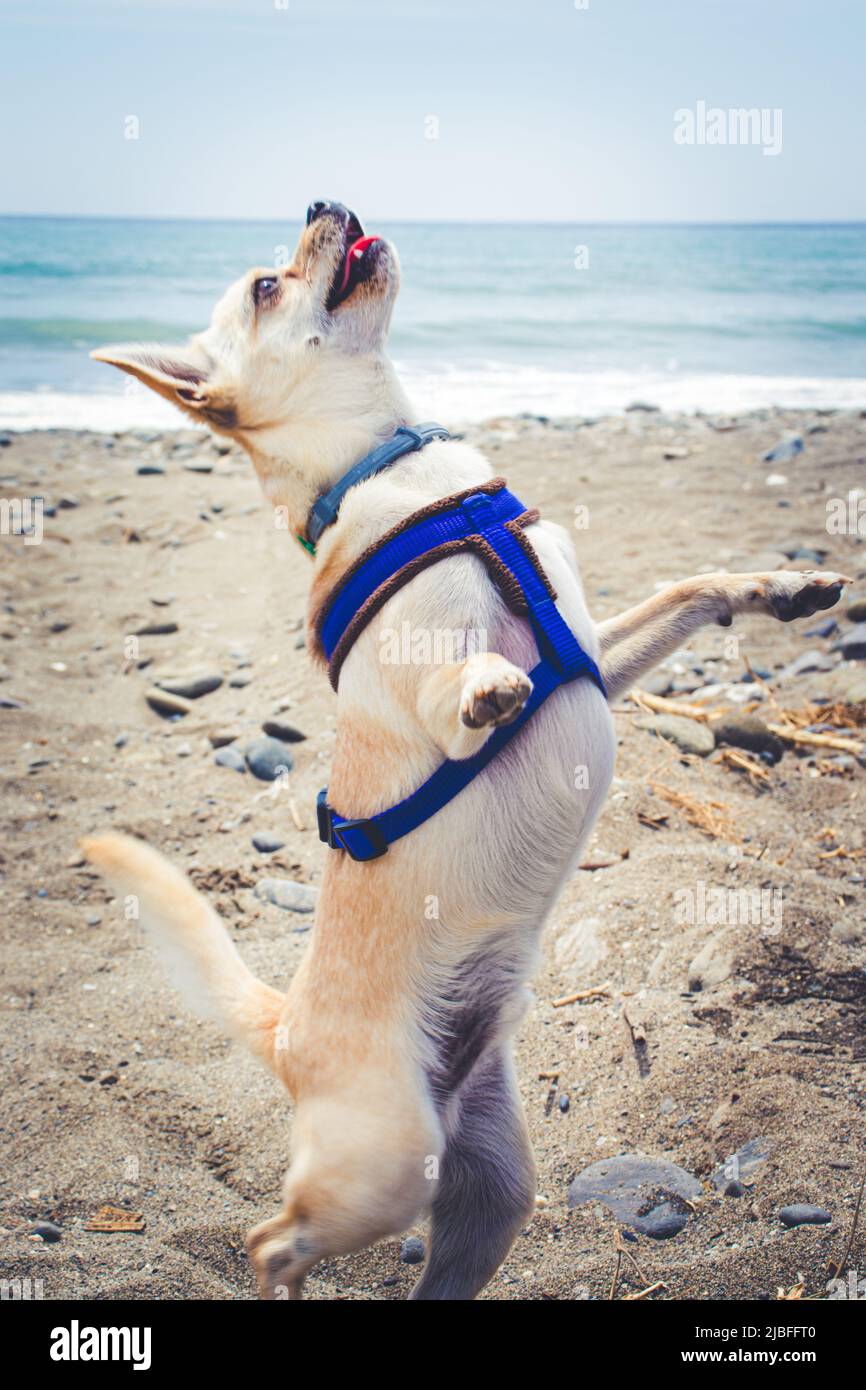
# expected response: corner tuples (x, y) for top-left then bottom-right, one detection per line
(2, 0), (864, 222)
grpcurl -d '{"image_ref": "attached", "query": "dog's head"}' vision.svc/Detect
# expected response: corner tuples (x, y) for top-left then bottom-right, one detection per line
(92, 202), (401, 449)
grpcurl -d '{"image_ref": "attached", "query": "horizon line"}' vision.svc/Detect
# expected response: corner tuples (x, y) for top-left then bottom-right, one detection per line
(1, 212), (865, 229)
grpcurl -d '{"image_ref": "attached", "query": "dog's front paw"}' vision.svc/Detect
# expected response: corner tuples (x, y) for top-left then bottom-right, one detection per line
(760, 569), (852, 623)
(460, 657), (532, 729)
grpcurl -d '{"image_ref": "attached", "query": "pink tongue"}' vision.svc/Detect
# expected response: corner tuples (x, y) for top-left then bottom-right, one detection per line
(337, 235), (380, 295)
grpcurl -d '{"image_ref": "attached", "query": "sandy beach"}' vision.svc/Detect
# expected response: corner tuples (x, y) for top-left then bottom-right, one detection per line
(1, 405), (865, 1301)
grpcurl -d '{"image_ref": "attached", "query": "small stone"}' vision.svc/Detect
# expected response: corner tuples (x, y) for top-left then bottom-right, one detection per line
(229, 671), (253, 688)
(639, 1212), (689, 1239)
(722, 1180), (745, 1198)
(625, 401), (660, 413)
(790, 547), (827, 567)
(176, 742), (192, 757)
(156, 671), (223, 699)
(739, 550), (790, 572)
(137, 464), (165, 476)
(245, 736), (295, 781)
(831, 921), (862, 944)
(145, 688), (192, 717)
(567, 1154), (701, 1239)
(641, 670), (674, 697)
(558, 1094), (570, 1113)
(713, 714), (784, 764)
(762, 435), (804, 462)
(255, 878), (318, 913)
(663, 446), (690, 459)
(803, 618), (838, 639)
(261, 719), (307, 743)
(208, 728), (242, 748)
(181, 460), (214, 473)
(688, 935), (735, 991)
(710, 1139), (772, 1192)
(31, 1220), (62, 1243)
(252, 832), (286, 853)
(847, 598), (866, 624)
(134, 621), (179, 636)
(635, 713), (715, 757)
(777, 539), (828, 562)
(779, 1204), (832, 1228)
(214, 745), (246, 773)
(779, 649), (835, 680)
(57, 494), (80, 509)
(824, 669), (866, 704)
(86, 913), (102, 926)
(833, 624), (866, 661)
(399, 1236), (425, 1265)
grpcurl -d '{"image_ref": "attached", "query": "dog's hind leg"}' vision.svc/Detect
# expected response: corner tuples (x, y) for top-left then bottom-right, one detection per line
(597, 569), (850, 702)
(81, 832), (284, 1069)
(246, 1083), (442, 1299)
(409, 1047), (536, 1301)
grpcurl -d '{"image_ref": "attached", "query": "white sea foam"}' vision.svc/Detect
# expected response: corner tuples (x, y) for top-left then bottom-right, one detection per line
(0, 369), (864, 433)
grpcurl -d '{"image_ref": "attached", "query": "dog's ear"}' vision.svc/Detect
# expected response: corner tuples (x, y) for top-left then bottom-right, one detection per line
(90, 343), (237, 431)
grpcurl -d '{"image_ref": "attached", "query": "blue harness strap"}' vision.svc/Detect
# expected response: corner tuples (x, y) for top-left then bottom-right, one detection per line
(316, 485), (606, 862)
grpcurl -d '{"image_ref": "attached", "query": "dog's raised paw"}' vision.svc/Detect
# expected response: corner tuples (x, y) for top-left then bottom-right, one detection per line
(460, 660), (532, 729)
(765, 570), (852, 623)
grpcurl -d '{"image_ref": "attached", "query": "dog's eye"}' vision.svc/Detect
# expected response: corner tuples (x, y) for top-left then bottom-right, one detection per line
(253, 276), (279, 306)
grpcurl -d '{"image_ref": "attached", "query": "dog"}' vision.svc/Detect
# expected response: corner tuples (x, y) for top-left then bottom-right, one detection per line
(86, 201), (849, 1299)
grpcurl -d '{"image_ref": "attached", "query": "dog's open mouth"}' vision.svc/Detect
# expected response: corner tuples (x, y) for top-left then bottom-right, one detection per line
(326, 226), (383, 312)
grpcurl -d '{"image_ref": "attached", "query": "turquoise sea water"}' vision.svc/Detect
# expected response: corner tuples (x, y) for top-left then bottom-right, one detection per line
(1, 217), (864, 427)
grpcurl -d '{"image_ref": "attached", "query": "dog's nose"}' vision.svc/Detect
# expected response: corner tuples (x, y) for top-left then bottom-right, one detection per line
(306, 201), (364, 238)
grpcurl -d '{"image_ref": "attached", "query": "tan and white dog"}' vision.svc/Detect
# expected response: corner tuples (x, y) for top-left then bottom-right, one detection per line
(85, 201), (848, 1300)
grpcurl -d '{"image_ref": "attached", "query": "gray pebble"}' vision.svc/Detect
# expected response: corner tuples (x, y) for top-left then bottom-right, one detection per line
(399, 1236), (425, 1264)
(156, 671), (223, 700)
(245, 736), (295, 781)
(711, 1138), (773, 1192)
(762, 435), (804, 462)
(779, 649), (835, 680)
(252, 832), (286, 853)
(634, 713), (715, 757)
(262, 719), (307, 743)
(779, 1204), (832, 1228)
(135, 621), (179, 637)
(214, 745), (247, 773)
(803, 618), (838, 639)
(255, 878), (318, 913)
(32, 1220), (62, 1242)
(713, 715), (784, 764)
(568, 1154), (701, 1239)
(833, 624), (866, 661)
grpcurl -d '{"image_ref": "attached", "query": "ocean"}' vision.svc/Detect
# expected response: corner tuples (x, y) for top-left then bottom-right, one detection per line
(1, 217), (864, 429)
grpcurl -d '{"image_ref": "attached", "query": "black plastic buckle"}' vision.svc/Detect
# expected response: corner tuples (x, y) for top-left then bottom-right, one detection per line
(316, 787), (337, 846)
(316, 788), (389, 861)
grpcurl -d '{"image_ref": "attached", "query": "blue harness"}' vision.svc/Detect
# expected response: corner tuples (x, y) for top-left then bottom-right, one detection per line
(309, 424), (606, 862)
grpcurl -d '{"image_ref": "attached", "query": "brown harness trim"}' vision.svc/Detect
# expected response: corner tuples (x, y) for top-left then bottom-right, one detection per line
(311, 477), (557, 691)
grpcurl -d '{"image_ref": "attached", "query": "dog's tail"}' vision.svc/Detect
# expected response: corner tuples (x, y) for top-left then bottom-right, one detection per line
(81, 833), (285, 1069)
